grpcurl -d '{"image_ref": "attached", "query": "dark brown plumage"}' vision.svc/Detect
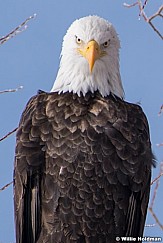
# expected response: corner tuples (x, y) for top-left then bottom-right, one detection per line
(14, 91), (153, 243)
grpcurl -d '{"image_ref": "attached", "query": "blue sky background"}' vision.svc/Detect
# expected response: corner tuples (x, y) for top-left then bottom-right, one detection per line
(0, 1), (163, 242)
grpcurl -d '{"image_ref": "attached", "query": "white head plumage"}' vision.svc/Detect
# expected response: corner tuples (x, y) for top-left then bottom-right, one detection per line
(51, 15), (124, 98)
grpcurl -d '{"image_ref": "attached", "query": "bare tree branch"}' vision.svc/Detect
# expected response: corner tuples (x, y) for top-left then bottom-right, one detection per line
(0, 13), (37, 45)
(147, 5), (163, 40)
(0, 181), (13, 192)
(123, 2), (139, 8)
(148, 5), (163, 21)
(149, 162), (163, 230)
(158, 104), (163, 116)
(124, 1), (163, 39)
(150, 172), (163, 185)
(0, 85), (23, 95)
(0, 128), (18, 142)
(149, 208), (163, 230)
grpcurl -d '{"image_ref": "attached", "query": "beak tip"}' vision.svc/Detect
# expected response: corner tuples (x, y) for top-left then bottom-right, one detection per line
(89, 66), (93, 73)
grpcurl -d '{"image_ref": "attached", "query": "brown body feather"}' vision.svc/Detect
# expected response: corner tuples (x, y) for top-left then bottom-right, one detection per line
(14, 91), (153, 243)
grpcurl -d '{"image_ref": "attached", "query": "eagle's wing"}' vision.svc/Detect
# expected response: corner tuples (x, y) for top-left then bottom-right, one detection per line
(103, 98), (153, 238)
(123, 105), (153, 237)
(14, 92), (60, 243)
(14, 91), (76, 243)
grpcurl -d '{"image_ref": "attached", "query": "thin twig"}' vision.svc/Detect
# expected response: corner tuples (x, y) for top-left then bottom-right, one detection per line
(158, 104), (163, 116)
(150, 163), (163, 203)
(148, 162), (163, 230)
(0, 13), (37, 45)
(148, 5), (163, 21)
(142, 0), (148, 10)
(150, 175), (160, 209)
(124, 1), (163, 39)
(151, 172), (163, 185)
(0, 181), (13, 192)
(0, 127), (18, 142)
(137, 1), (148, 21)
(149, 207), (163, 230)
(123, 2), (138, 8)
(0, 85), (23, 95)
(148, 11), (163, 40)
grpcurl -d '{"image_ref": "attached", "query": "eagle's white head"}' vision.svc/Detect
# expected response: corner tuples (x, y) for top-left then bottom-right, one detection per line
(51, 15), (124, 98)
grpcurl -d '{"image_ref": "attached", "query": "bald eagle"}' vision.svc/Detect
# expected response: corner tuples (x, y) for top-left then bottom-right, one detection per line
(14, 16), (153, 243)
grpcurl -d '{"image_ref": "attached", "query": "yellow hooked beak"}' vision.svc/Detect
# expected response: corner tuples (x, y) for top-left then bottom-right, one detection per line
(78, 40), (101, 73)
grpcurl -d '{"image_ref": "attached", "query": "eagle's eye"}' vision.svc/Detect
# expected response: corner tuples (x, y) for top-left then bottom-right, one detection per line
(75, 36), (82, 44)
(103, 40), (110, 48)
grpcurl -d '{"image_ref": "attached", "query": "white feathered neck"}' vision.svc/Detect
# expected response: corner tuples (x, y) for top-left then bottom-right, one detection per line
(51, 16), (124, 99)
